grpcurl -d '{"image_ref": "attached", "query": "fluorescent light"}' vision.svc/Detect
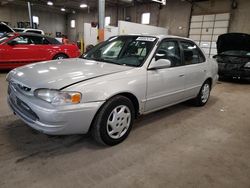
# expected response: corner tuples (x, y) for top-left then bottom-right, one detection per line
(47, 1), (53, 6)
(61, 8), (66, 11)
(80, 3), (87, 8)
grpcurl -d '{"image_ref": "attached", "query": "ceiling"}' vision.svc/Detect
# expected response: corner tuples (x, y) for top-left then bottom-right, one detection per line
(0, 0), (134, 11)
(0, 0), (210, 13)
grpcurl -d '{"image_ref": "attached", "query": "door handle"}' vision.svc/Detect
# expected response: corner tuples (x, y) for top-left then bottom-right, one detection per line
(179, 74), (185, 77)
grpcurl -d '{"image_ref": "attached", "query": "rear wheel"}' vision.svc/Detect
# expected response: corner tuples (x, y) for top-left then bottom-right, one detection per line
(53, 54), (68, 60)
(193, 80), (211, 106)
(91, 96), (135, 146)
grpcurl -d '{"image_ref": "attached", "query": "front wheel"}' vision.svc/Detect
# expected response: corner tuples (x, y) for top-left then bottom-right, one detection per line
(91, 96), (135, 146)
(193, 81), (211, 106)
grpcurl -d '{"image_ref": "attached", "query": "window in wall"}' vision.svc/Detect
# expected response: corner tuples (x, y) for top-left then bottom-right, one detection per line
(105, 16), (111, 26)
(32, 16), (39, 25)
(70, 20), (76, 28)
(141, 13), (150, 24)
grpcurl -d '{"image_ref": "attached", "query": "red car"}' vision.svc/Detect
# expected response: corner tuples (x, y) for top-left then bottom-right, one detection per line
(0, 33), (81, 69)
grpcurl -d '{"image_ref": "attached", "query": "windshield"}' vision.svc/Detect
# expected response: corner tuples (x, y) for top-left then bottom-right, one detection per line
(0, 34), (13, 43)
(221, 50), (250, 57)
(83, 36), (157, 67)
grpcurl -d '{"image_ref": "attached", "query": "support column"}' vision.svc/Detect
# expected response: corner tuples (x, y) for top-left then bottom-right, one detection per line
(27, 2), (33, 28)
(98, 0), (105, 42)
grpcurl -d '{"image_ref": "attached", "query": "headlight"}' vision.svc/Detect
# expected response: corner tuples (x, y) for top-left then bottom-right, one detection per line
(34, 89), (82, 105)
(244, 62), (250, 68)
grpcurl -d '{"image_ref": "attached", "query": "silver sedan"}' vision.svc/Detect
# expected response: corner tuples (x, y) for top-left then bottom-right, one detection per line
(6, 35), (218, 146)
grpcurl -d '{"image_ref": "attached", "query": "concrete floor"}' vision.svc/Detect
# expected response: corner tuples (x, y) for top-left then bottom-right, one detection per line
(0, 72), (250, 188)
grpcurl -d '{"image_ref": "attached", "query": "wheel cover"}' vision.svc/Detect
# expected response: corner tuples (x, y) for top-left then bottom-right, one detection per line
(106, 105), (131, 139)
(201, 83), (210, 103)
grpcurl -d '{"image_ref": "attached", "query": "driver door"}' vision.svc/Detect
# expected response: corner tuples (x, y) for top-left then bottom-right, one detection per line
(145, 39), (186, 112)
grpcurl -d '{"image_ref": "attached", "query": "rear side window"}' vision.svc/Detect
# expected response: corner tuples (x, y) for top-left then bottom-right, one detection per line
(180, 41), (206, 65)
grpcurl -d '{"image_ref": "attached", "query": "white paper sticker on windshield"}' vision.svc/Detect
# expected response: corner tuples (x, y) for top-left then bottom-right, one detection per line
(136, 37), (156, 42)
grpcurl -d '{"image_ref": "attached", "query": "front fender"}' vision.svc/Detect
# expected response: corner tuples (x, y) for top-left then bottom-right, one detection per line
(63, 68), (147, 111)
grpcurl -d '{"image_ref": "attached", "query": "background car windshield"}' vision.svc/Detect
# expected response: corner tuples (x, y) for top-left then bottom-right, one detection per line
(221, 50), (250, 57)
(83, 36), (157, 67)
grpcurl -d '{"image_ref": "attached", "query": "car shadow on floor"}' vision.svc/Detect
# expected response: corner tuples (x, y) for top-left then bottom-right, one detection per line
(1, 96), (219, 163)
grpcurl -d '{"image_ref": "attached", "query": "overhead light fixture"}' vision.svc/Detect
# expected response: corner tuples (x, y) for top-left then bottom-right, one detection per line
(72, 10), (76, 14)
(61, 8), (66, 11)
(80, 3), (88, 8)
(47, 1), (53, 6)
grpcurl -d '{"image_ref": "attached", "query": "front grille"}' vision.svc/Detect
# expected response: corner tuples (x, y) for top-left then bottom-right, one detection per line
(9, 81), (32, 96)
(10, 96), (39, 122)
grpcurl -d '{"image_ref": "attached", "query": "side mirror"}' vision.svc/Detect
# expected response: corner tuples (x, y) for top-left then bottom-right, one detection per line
(7, 40), (18, 46)
(148, 58), (171, 70)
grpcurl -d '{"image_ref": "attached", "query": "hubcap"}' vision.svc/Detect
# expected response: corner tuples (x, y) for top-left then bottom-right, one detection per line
(107, 105), (131, 139)
(201, 83), (210, 103)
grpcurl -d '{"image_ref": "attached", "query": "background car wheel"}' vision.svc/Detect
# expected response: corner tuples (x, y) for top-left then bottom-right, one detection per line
(91, 95), (135, 146)
(193, 80), (211, 106)
(53, 54), (68, 60)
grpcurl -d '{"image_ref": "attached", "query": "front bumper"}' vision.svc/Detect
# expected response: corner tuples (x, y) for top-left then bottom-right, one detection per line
(7, 90), (104, 135)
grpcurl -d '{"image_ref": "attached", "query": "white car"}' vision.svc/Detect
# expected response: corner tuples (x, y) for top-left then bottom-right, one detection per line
(13, 28), (45, 35)
(7, 35), (218, 146)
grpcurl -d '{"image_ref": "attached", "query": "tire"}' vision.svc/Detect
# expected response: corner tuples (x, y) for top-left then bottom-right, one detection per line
(53, 54), (68, 60)
(91, 96), (135, 146)
(193, 80), (211, 106)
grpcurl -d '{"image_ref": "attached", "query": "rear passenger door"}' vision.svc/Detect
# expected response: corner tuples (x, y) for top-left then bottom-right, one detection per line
(179, 40), (207, 99)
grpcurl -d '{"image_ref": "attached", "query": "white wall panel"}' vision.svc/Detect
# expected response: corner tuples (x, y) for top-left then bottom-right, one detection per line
(203, 15), (215, 21)
(189, 28), (202, 35)
(189, 13), (230, 57)
(214, 21), (229, 28)
(210, 48), (217, 55)
(202, 21), (214, 28)
(215, 13), (230, 21)
(201, 35), (212, 41)
(202, 48), (210, 54)
(213, 28), (228, 34)
(191, 15), (203, 22)
(200, 41), (211, 48)
(202, 28), (213, 34)
(190, 22), (202, 28)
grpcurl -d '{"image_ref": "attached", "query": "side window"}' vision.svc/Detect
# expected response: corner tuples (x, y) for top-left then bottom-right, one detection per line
(180, 41), (205, 65)
(11, 36), (29, 44)
(27, 36), (43, 44)
(155, 40), (181, 67)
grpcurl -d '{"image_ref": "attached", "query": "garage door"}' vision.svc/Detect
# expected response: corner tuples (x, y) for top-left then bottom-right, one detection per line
(189, 13), (230, 57)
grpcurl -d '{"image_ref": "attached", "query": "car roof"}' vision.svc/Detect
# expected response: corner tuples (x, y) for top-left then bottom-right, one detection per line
(119, 34), (193, 41)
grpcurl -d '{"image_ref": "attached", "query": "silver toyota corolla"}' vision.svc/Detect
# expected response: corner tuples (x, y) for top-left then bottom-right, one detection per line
(6, 35), (218, 146)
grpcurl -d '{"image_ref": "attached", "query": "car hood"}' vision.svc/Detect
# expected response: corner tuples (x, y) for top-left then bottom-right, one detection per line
(8, 58), (133, 90)
(217, 33), (250, 54)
